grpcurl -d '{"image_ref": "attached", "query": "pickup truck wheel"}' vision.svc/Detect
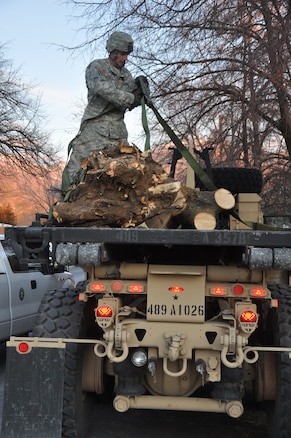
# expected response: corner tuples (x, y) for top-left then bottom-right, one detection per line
(265, 284), (291, 438)
(32, 283), (101, 438)
(195, 167), (263, 194)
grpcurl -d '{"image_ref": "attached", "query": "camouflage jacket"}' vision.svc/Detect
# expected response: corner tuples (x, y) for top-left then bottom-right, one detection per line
(80, 58), (135, 139)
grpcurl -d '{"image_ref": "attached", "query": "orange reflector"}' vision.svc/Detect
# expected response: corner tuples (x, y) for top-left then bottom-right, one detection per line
(96, 305), (113, 318)
(272, 299), (279, 308)
(90, 282), (106, 292)
(233, 284), (244, 296)
(211, 286), (226, 296)
(168, 286), (184, 293)
(111, 280), (123, 292)
(128, 283), (144, 293)
(240, 310), (257, 323)
(251, 287), (266, 297)
(18, 342), (30, 354)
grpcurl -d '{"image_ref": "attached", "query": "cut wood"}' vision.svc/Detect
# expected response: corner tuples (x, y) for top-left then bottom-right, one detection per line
(194, 212), (217, 230)
(52, 144), (235, 230)
(214, 188), (235, 210)
(173, 187), (235, 229)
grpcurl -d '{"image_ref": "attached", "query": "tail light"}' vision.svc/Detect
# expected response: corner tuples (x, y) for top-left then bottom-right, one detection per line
(90, 282), (106, 292)
(239, 310), (258, 333)
(250, 287), (266, 297)
(96, 305), (113, 318)
(210, 286), (226, 296)
(128, 283), (144, 293)
(17, 341), (31, 354)
(95, 305), (114, 328)
(233, 284), (244, 296)
(111, 280), (123, 292)
(168, 286), (184, 293)
(240, 310), (257, 323)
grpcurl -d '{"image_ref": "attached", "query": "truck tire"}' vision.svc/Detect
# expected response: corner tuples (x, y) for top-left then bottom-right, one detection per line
(32, 283), (99, 438)
(195, 167), (263, 194)
(266, 284), (291, 438)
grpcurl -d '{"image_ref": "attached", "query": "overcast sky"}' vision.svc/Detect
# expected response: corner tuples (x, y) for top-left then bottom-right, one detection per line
(1, 0), (145, 160)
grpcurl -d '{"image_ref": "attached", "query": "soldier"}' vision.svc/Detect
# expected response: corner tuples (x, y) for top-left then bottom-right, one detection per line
(64, 31), (147, 186)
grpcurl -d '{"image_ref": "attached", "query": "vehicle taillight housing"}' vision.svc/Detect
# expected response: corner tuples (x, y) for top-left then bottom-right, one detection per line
(210, 286), (226, 296)
(17, 341), (31, 354)
(128, 283), (144, 293)
(168, 286), (184, 293)
(96, 305), (113, 318)
(250, 287), (266, 297)
(90, 282), (106, 293)
(239, 309), (258, 333)
(111, 280), (123, 292)
(95, 304), (114, 328)
(233, 284), (244, 296)
(240, 310), (257, 323)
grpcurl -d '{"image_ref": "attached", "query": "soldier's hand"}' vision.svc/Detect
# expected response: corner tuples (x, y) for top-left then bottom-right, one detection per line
(135, 76), (152, 107)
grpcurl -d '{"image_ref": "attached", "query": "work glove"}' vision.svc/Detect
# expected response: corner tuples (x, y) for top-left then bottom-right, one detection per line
(135, 76), (152, 107)
(129, 76), (152, 110)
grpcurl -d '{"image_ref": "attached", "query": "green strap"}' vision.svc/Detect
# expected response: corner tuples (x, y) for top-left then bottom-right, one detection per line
(230, 209), (286, 231)
(150, 104), (217, 191)
(141, 97), (151, 151)
(148, 103), (288, 231)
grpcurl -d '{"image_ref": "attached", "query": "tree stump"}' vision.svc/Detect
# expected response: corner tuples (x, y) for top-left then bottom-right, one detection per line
(52, 145), (235, 229)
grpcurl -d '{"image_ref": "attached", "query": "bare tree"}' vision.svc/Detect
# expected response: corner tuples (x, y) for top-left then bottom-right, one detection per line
(0, 44), (59, 176)
(65, 0), (291, 159)
(64, 0), (291, 214)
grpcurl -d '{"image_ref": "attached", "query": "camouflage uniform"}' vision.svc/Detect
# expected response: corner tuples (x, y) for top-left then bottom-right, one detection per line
(65, 57), (136, 183)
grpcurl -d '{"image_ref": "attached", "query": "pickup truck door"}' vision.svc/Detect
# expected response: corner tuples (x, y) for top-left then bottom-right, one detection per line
(8, 268), (47, 336)
(0, 254), (11, 340)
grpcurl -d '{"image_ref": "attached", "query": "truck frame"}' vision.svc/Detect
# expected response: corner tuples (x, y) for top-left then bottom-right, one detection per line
(2, 195), (291, 438)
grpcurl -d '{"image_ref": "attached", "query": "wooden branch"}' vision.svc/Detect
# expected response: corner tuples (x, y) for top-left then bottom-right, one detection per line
(52, 145), (235, 230)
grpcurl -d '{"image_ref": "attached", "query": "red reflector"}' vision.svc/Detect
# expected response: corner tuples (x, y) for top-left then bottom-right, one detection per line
(18, 342), (30, 354)
(96, 306), (113, 318)
(168, 286), (184, 293)
(111, 280), (123, 292)
(240, 310), (257, 323)
(91, 283), (106, 292)
(211, 286), (226, 296)
(251, 287), (265, 297)
(233, 284), (244, 295)
(128, 284), (144, 293)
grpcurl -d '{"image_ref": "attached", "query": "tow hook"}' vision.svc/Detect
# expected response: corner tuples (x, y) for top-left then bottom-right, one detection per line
(104, 330), (129, 363)
(221, 334), (245, 368)
(161, 333), (188, 377)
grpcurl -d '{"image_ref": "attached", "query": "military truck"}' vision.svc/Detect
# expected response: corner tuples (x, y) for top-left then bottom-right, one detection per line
(1, 168), (291, 438)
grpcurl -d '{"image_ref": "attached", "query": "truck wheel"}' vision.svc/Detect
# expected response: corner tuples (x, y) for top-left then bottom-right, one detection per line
(266, 284), (291, 438)
(32, 283), (100, 438)
(195, 167), (263, 194)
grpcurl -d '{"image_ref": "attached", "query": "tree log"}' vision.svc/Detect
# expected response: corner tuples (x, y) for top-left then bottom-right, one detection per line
(52, 145), (235, 229)
(53, 145), (187, 228)
(173, 187), (235, 229)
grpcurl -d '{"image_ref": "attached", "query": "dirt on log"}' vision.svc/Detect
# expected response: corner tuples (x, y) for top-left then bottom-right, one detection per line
(53, 145), (234, 229)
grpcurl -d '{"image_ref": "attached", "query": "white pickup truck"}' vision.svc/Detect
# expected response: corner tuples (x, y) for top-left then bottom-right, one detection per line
(0, 234), (75, 341)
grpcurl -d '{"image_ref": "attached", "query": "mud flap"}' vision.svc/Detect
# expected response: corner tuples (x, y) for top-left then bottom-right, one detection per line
(1, 341), (65, 438)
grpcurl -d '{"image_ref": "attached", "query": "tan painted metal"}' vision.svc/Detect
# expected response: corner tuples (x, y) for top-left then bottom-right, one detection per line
(113, 395), (244, 418)
(147, 265), (206, 323)
(95, 262), (148, 279)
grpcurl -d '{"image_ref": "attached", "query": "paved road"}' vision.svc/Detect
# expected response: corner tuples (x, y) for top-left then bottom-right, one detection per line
(0, 340), (268, 438)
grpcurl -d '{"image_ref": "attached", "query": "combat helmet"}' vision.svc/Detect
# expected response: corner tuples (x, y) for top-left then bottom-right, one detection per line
(106, 31), (133, 54)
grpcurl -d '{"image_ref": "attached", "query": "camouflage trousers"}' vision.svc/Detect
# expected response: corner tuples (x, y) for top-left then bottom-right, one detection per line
(65, 120), (128, 184)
